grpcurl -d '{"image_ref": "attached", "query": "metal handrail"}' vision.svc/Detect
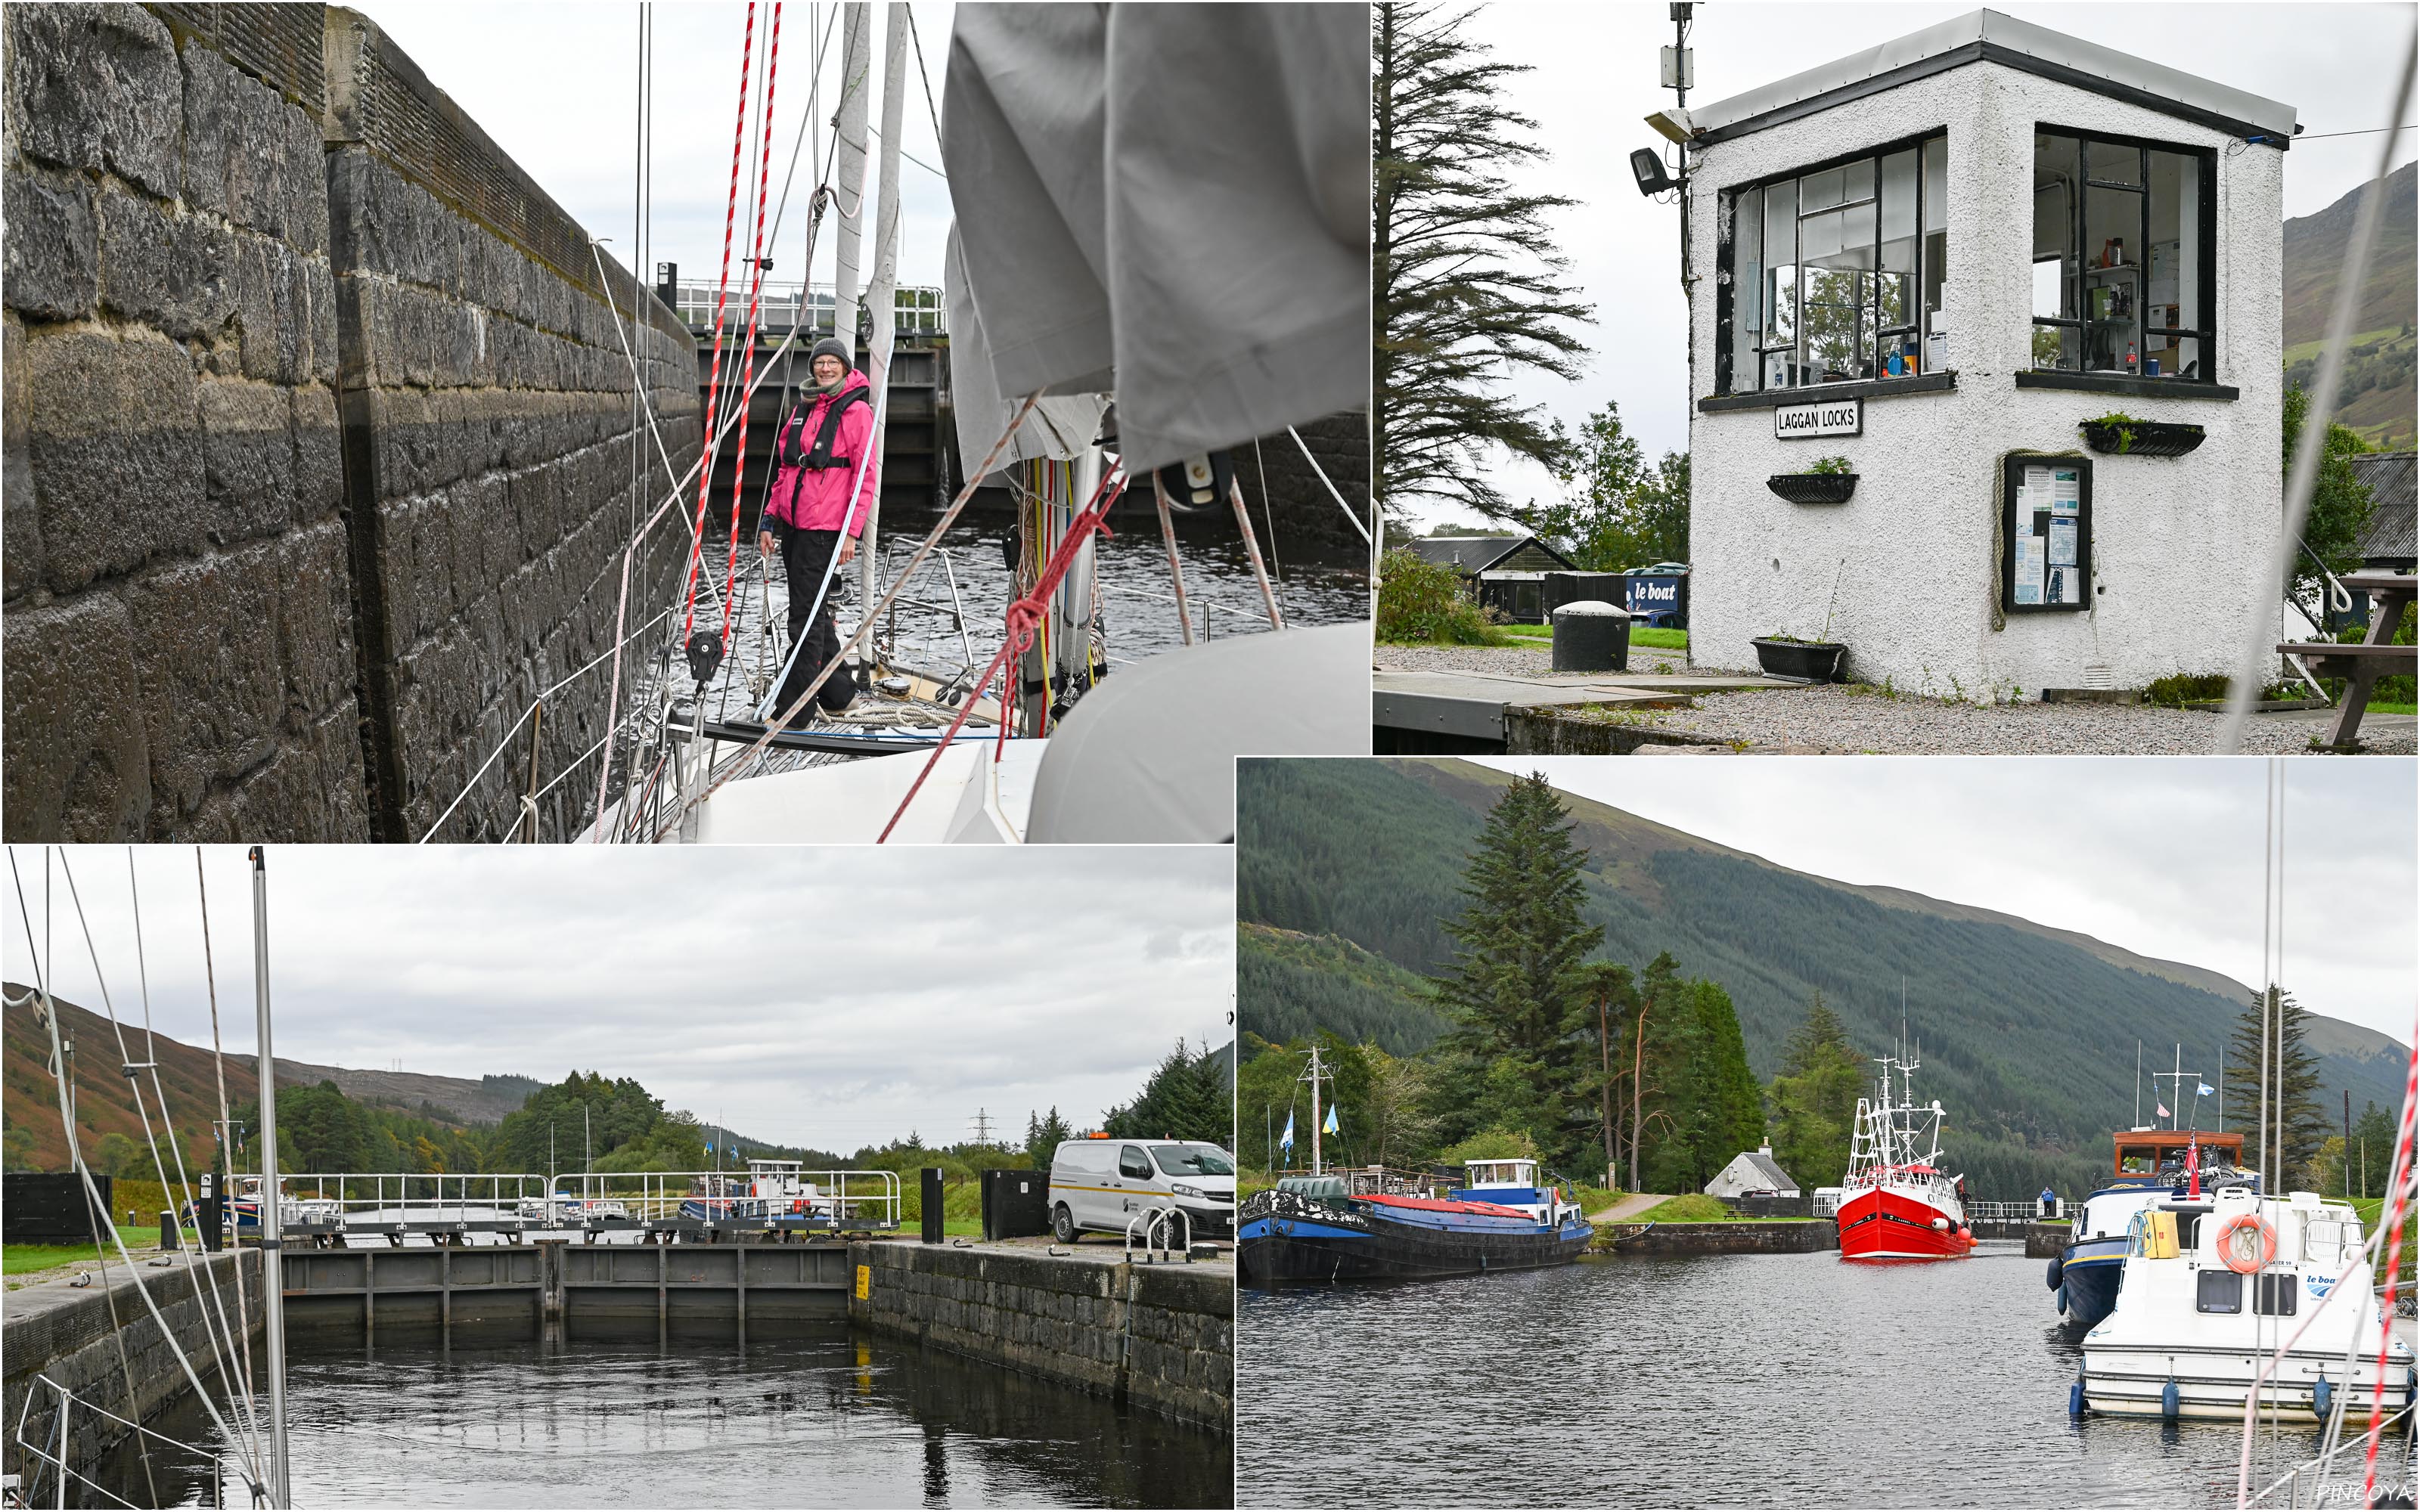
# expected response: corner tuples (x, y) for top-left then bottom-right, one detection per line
(1125, 1204), (1191, 1263)
(660, 279), (947, 335)
(546, 1168), (904, 1231)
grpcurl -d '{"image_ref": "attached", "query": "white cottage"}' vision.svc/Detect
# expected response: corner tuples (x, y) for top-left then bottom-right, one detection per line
(1705, 1144), (1801, 1200)
(1678, 10), (2291, 697)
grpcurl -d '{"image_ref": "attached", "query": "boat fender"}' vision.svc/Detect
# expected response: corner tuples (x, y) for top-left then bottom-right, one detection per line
(1931, 1216), (1948, 1230)
(2161, 1380), (2180, 1421)
(2047, 1256), (2064, 1290)
(2054, 1284), (2068, 1315)
(2313, 1377), (2332, 1421)
(2069, 1380), (2086, 1418)
(2216, 1213), (2277, 1275)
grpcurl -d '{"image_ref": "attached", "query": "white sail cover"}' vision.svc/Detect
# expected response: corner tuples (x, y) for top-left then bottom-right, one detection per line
(945, 225), (1112, 473)
(943, 3), (1369, 476)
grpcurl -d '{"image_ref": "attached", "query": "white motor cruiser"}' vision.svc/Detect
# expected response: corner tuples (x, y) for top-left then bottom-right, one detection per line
(2077, 1185), (2416, 1421)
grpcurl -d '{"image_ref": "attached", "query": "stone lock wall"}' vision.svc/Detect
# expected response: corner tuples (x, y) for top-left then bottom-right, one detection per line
(0, 1248), (264, 1481)
(1242, 408), (1370, 567)
(2, 3), (703, 841)
(322, 11), (700, 841)
(849, 1242), (1233, 1430)
(4, 3), (360, 840)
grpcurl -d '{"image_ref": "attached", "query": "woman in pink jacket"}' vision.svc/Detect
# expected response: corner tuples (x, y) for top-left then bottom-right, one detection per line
(757, 337), (882, 721)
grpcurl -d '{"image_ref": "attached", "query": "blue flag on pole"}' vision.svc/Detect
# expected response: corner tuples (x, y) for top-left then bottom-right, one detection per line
(1323, 1105), (1339, 1136)
(2198, 1083), (2214, 1097)
(1280, 1111), (1295, 1154)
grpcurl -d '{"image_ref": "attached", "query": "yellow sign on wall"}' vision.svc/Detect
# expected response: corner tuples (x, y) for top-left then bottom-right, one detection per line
(855, 1264), (870, 1300)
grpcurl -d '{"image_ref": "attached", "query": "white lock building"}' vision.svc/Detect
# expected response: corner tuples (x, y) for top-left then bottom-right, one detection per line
(1678, 9), (2294, 699)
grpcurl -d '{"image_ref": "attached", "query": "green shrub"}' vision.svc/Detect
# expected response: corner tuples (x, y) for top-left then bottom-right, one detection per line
(1377, 550), (1506, 645)
(1806, 454), (1853, 476)
(2142, 671), (2297, 708)
(2328, 603), (2415, 707)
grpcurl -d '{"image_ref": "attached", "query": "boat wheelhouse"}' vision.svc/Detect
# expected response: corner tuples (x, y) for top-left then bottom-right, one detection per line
(2077, 1186), (2415, 1421)
(678, 1160), (838, 1232)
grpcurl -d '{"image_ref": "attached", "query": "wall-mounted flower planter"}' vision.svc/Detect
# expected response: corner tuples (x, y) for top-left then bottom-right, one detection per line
(1751, 637), (1847, 683)
(2079, 420), (2205, 458)
(1767, 472), (1859, 505)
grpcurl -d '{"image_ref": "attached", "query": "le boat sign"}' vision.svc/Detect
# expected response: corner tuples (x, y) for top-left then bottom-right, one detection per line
(1774, 398), (1863, 439)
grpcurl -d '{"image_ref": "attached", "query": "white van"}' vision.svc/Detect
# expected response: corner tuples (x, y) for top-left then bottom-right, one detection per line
(1048, 1136), (1236, 1242)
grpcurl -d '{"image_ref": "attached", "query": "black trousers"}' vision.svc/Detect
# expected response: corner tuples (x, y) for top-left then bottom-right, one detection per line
(775, 528), (855, 719)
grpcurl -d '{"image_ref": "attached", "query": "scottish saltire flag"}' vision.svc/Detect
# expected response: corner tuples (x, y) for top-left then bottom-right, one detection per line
(2198, 1083), (2215, 1096)
(1280, 1111), (1295, 1154)
(1323, 1105), (1339, 1136)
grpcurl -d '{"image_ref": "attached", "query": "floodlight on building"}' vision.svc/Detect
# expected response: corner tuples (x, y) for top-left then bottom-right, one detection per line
(1629, 147), (1675, 197)
(1646, 107), (1696, 145)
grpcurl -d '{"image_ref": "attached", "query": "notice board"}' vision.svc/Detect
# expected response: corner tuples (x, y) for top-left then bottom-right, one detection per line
(2002, 455), (2092, 613)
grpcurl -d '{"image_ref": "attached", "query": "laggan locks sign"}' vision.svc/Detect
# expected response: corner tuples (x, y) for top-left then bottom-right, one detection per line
(1773, 398), (1863, 440)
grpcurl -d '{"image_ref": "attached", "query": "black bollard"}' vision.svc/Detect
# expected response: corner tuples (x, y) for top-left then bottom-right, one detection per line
(160, 1210), (178, 1251)
(921, 1167), (943, 1244)
(200, 1176), (224, 1253)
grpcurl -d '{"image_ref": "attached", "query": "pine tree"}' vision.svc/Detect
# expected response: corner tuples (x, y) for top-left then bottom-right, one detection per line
(1427, 773), (1603, 1163)
(2350, 1101), (2397, 1198)
(2226, 986), (2327, 1179)
(1373, 2), (1592, 520)
(1766, 992), (1866, 1191)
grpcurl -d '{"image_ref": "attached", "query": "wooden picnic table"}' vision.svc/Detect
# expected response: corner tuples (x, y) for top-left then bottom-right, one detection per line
(2279, 571), (2416, 747)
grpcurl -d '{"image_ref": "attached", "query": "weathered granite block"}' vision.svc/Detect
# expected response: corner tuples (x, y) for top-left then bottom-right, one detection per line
(25, 326), (205, 591)
(0, 592), (153, 840)
(2, 171), (98, 320)
(96, 184), (237, 339)
(197, 375), (296, 543)
(128, 543), (289, 828)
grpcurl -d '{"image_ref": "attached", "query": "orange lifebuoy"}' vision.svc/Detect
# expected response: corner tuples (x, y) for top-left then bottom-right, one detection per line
(2217, 1213), (2276, 1275)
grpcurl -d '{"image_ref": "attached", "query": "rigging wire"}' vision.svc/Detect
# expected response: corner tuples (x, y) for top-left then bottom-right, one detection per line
(195, 846), (266, 1476)
(7, 850), (264, 1506)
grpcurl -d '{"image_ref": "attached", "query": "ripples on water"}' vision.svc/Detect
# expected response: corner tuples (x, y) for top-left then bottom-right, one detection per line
(92, 1330), (1230, 1508)
(1238, 1244), (2415, 1508)
(669, 505), (1370, 725)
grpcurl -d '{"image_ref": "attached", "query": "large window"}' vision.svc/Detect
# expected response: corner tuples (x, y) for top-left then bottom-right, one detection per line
(2031, 129), (2215, 380)
(1723, 134), (1947, 393)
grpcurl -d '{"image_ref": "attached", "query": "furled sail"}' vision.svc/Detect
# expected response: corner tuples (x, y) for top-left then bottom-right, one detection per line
(942, 2), (1369, 476)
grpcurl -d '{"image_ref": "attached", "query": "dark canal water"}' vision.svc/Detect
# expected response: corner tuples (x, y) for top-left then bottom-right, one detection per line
(90, 1328), (1230, 1508)
(1238, 1243), (2415, 1508)
(676, 501), (1370, 724)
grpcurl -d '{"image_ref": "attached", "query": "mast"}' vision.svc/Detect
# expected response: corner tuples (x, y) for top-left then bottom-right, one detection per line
(248, 847), (290, 1510)
(1301, 1044), (1326, 1176)
(859, 2), (907, 612)
(832, 2), (871, 365)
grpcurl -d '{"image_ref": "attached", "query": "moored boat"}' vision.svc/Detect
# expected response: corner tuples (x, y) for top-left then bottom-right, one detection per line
(1836, 1055), (1975, 1260)
(1238, 1158), (1595, 1284)
(2077, 1185), (2415, 1421)
(2051, 1128), (2257, 1325)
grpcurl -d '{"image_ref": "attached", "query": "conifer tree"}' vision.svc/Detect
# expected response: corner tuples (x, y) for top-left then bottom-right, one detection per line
(1373, 2), (1593, 520)
(1766, 992), (1866, 1190)
(1427, 773), (1603, 1161)
(2226, 985), (2328, 1179)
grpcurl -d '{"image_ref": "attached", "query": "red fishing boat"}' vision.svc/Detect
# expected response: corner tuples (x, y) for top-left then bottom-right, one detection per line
(1836, 1055), (1975, 1260)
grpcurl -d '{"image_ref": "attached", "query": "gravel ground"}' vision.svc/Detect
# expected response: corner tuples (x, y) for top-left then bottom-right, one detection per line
(1375, 644), (2416, 754)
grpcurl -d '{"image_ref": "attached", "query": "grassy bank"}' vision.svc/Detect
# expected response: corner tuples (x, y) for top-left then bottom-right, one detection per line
(1499, 623), (1689, 652)
(3, 1225), (192, 1279)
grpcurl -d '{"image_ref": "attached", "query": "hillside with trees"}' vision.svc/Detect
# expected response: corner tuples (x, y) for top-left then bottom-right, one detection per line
(1236, 758), (2410, 1198)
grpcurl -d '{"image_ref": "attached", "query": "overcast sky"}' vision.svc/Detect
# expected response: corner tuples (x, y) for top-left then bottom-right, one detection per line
(1473, 755), (2416, 1046)
(360, 2), (960, 296)
(1434, 1), (2420, 530)
(2, 846), (1233, 1154)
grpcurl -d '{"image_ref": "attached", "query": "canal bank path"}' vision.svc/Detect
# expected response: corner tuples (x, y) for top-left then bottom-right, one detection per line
(1587, 1193), (1672, 1222)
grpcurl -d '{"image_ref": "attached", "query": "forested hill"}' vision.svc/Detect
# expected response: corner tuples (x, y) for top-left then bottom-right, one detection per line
(1236, 758), (2409, 1188)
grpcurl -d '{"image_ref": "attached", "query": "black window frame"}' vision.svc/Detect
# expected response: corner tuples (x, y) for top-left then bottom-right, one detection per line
(1715, 129), (1948, 398)
(2001, 453), (2093, 615)
(2028, 123), (2219, 383)
(2196, 1269), (2242, 1315)
(2254, 1272), (2300, 1317)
